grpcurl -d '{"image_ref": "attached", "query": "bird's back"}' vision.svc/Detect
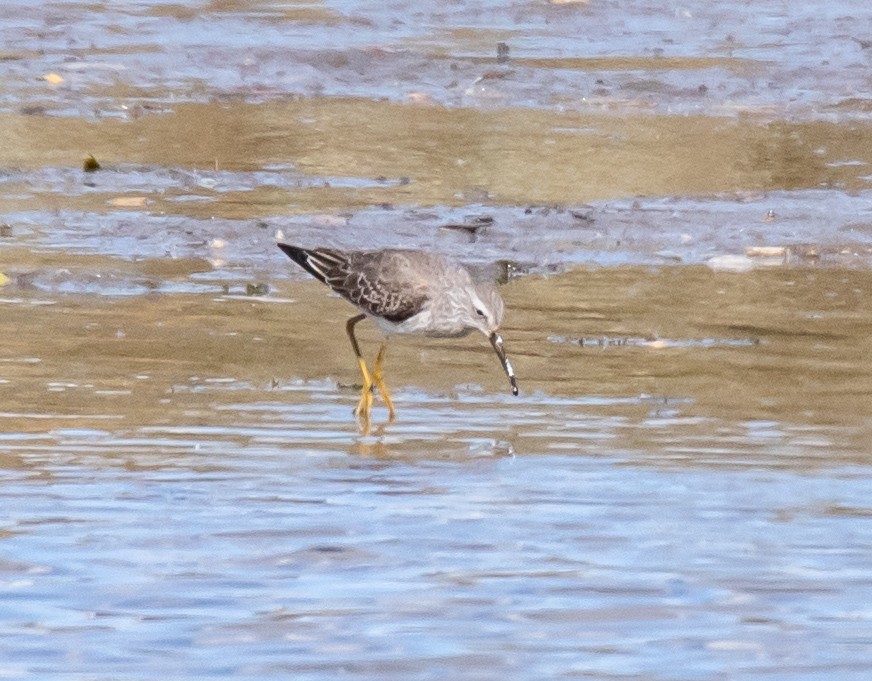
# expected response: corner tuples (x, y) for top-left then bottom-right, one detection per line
(278, 245), (437, 324)
(277, 243), (504, 336)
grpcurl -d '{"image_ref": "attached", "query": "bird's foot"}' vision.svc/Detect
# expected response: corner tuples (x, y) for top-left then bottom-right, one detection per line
(372, 344), (397, 423)
(354, 384), (374, 420)
(354, 390), (374, 434)
(372, 377), (396, 423)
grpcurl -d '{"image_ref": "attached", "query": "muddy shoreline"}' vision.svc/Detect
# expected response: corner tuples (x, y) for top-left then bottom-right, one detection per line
(2, 3), (872, 680)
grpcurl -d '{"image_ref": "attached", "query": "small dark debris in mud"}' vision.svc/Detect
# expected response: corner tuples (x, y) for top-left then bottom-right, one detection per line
(574, 335), (765, 349)
(577, 336), (649, 348)
(570, 210), (594, 222)
(796, 244), (821, 260)
(440, 223), (481, 235)
(524, 205), (560, 217)
(494, 259), (524, 284)
(410, 210), (440, 221)
(311, 545), (346, 554)
(439, 215), (493, 238)
(0, 224), (12, 237)
(475, 69), (514, 82)
(83, 154), (101, 172)
(497, 42), (510, 64)
(375, 175), (410, 186)
(19, 105), (48, 116)
(465, 259), (522, 285)
(246, 283), (269, 296)
(13, 272), (36, 289)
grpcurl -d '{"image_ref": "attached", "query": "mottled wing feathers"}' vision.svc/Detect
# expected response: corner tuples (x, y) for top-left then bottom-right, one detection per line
(277, 244), (429, 323)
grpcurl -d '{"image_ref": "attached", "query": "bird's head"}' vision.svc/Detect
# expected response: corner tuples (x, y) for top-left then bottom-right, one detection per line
(465, 283), (505, 337)
(464, 283), (518, 396)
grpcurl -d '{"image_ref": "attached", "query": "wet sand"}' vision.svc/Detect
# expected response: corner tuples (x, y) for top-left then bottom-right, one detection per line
(2, 2), (872, 679)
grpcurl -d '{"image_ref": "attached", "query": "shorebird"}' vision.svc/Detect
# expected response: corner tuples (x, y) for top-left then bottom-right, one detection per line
(277, 243), (518, 425)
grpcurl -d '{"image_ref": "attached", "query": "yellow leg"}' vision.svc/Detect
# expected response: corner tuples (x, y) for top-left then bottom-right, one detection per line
(346, 315), (373, 426)
(372, 342), (396, 421)
(354, 355), (374, 419)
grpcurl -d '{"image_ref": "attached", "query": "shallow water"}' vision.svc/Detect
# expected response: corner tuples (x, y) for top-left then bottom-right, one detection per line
(2, 1), (872, 679)
(3, 265), (872, 679)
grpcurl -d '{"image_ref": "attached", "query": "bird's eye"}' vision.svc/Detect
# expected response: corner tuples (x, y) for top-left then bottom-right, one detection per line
(475, 308), (486, 317)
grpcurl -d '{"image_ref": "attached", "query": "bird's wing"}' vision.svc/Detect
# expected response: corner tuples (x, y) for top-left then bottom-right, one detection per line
(278, 245), (430, 323)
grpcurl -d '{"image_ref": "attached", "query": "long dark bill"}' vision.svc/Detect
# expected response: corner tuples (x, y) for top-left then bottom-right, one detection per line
(489, 332), (519, 396)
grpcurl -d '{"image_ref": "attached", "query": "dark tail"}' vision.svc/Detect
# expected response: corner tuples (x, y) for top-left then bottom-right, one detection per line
(276, 242), (307, 265)
(276, 243), (348, 287)
(276, 243), (322, 282)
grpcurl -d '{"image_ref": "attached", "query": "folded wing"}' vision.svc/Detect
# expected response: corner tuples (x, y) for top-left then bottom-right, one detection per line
(277, 244), (429, 323)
